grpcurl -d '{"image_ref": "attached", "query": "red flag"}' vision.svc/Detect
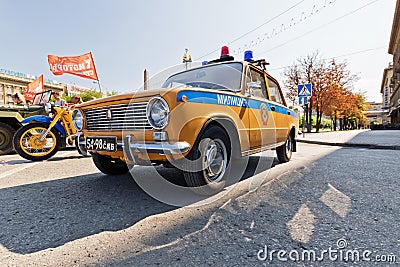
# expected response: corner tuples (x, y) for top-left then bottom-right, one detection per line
(48, 52), (99, 80)
(24, 74), (44, 101)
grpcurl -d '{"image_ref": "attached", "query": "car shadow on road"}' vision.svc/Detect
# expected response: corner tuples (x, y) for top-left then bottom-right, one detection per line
(0, 172), (175, 254)
(111, 147), (400, 266)
(153, 155), (278, 186)
(0, 155), (278, 255)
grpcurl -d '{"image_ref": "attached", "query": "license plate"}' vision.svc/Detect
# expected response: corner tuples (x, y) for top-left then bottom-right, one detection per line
(86, 136), (117, 152)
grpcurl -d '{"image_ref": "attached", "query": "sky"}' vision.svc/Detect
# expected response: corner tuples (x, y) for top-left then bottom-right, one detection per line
(0, 0), (396, 102)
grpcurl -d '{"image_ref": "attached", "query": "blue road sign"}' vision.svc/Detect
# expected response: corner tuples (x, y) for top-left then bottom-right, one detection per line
(298, 84), (312, 97)
(299, 96), (309, 105)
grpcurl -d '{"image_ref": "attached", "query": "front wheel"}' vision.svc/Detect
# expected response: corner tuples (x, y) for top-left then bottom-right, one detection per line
(92, 154), (129, 175)
(276, 133), (293, 163)
(13, 122), (61, 161)
(183, 126), (231, 195)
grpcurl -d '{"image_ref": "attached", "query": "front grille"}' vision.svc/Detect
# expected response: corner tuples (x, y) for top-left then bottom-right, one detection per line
(83, 102), (152, 131)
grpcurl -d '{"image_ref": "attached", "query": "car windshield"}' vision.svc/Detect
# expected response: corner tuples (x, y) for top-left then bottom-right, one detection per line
(162, 62), (243, 91)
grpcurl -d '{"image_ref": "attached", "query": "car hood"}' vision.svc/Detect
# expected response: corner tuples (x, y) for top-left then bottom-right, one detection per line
(78, 89), (172, 108)
(77, 87), (244, 110)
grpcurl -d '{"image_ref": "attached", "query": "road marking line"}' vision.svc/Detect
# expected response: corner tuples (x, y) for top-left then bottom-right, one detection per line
(0, 154), (19, 159)
(0, 162), (41, 179)
(0, 151), (76, 179)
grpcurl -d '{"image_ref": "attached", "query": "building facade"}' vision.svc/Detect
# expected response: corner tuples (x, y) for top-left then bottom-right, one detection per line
(388, 0), (400, 124)
(365, 102), (387, 125)
(0, 69), (66, 105)
(380, 63), (393, 124)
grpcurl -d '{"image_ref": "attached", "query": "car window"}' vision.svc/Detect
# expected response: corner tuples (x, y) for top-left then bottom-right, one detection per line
(245, 67), (267, 99)
(268, 78), (284, 105)
(162, 62), (243, 91)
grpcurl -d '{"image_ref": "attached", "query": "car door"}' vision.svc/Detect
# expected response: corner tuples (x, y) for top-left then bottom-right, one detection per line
(266, 76), (290, 144)
(244, 66), (276, 150)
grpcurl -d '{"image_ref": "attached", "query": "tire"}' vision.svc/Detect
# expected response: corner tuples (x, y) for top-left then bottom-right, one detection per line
(13, 122), (61, 161)
(92, 154), (129, 175)
(183, 126), (231, 195)
(276, 133), (293, 163)
(0, 122), (16, 155)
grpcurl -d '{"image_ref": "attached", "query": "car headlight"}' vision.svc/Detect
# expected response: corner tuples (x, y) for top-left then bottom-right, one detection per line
(72, 109), (84, 131)
(146, 97), (170, 130)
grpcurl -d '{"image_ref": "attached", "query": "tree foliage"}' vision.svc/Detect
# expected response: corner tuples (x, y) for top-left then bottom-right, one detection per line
(283, 51), (367, 132)
(61, 90), (102, 103)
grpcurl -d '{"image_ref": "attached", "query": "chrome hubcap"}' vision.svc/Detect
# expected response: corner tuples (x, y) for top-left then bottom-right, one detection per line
(203, 139), (227, 183)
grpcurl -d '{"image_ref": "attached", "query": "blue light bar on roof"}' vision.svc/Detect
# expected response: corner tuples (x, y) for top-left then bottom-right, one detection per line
(244, 50), (253, 61)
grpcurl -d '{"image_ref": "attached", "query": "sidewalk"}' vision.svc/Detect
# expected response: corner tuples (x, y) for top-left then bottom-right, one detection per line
(297, 129), (400, 150)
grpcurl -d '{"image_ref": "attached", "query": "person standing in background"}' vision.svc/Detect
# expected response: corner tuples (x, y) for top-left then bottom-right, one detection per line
(53, 92), (66, 107)
(11, 92), (26, 105)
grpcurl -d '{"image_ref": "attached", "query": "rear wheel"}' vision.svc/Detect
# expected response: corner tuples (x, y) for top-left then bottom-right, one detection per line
(0, 122), (15, 155)
(276, 133), (293, 163)
(13, 122), (61, 161)
(92, 154), (129, 175)
(183, 126), (231, 195)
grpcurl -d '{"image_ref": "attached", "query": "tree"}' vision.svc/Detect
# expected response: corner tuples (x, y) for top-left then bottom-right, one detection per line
(283, 53), (360, 132)
(315, 59), (358, 132)
(283, 51), (323, 132)
(61, 90), (102, 103)
(283, 64), (302, 107)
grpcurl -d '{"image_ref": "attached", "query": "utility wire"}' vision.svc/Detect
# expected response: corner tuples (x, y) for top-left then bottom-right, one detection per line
(261, 0), (383, 54)
(194, 0), (306, 61)
(267, 46), (387, 72)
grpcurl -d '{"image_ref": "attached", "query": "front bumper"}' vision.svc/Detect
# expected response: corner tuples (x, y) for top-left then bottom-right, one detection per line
(79, 134), (191, 164)
(124, 134), (191, 164)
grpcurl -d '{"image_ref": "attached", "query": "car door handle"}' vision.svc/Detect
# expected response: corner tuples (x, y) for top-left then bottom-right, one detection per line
(271, 106), (276, 111)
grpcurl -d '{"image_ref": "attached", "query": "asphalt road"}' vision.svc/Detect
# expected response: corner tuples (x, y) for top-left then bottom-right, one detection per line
(0, 143), (398, 266)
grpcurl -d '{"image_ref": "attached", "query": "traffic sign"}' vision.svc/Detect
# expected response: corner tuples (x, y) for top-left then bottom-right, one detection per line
(298, 83), (312, 97)
(299, 96), (309, 105)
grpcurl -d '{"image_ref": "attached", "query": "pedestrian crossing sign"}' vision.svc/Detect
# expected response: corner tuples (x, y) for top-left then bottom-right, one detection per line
(299, 96), (309, 105)
(298, 84), (312, 97)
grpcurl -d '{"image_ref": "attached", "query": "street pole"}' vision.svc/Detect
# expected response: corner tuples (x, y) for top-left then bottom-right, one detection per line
(302, 104), (306, 138)
(95, 80), (102, 95)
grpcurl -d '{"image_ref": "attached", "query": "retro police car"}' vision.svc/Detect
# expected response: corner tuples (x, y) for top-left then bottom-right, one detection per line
(73, 47), (298, 194)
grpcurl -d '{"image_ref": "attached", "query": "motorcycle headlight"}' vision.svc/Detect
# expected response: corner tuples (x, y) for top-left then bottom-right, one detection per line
(146, 97), (170, 130)
(72, 109), (84, 131)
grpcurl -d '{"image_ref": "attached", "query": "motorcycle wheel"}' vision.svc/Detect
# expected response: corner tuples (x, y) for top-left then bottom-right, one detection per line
(13, 122), (61, 161)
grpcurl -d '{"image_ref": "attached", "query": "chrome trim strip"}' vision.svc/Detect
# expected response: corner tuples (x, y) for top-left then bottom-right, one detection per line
(241, 141), (285, 156)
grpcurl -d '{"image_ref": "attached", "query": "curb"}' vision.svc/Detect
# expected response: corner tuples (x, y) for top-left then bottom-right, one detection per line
(297, 139), (400, 150)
